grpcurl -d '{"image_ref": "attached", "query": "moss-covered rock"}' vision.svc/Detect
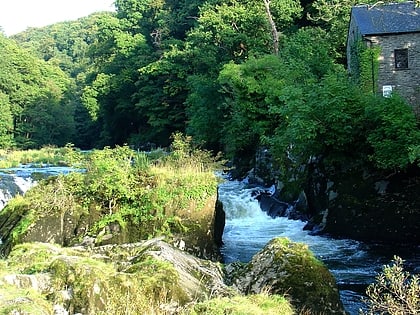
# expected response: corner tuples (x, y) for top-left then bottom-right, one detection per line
(229, 237), (346, 314)
(0, 239), (234, 314)
(0, 167), (221, 260)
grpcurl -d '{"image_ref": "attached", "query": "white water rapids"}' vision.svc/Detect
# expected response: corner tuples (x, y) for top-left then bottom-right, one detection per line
(0, 166), (79, 211)
(218, 179), (420, 315)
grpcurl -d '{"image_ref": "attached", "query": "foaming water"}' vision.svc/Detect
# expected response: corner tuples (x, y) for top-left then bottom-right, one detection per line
(0, 165), (79, 212)
(218, 179), (420, 314)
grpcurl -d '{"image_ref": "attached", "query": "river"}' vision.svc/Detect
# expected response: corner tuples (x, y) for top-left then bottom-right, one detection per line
(218, 179), (420, 315)
(1, 166), (418, 314)
(0, 165), (79, 211)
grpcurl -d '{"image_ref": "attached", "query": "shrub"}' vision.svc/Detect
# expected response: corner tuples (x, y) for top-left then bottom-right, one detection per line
(362, 256), (420, 315)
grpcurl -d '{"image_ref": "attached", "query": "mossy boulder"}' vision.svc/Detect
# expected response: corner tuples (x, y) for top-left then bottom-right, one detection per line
(0, 239), (234, 314)
(228, 237), (346, 314)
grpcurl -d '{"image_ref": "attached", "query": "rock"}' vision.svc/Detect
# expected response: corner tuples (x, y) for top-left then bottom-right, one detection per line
(321, 168), (420, 243)
(228, 237), (346, 314)
(0, 189), (222, 261)
(257, 193), (290, 218)
(2, 274), (52, 293)
(0, 239), (235, 314)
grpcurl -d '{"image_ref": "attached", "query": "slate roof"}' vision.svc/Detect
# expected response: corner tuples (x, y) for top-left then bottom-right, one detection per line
(351, 1), (420, 35)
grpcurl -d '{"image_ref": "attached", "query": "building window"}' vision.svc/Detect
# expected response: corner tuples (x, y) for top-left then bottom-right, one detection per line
(394, 49), (408, 69)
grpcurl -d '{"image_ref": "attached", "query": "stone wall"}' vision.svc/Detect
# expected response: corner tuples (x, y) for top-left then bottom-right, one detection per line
(366, 32), (420, 116)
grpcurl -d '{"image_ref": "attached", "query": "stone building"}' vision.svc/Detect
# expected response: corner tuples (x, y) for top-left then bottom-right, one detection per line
(346, 1), (420, 116)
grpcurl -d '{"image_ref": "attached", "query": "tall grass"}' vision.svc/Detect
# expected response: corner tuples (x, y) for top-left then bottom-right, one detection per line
(0, 144), (82, 168)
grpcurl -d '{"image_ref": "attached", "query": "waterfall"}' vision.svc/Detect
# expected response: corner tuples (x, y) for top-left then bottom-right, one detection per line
(0, 165), (79, 212)
(218, 179), (420, 314)
(0, 173), (35, 211)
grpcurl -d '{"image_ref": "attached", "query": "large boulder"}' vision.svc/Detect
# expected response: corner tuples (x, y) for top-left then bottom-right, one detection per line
(227, 237), (346, 314)
(0, 239), (234, 314)
(0, 190), (222, 261)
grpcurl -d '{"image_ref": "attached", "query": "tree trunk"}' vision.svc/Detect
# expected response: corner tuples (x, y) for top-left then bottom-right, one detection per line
(263, 0), (279, 55)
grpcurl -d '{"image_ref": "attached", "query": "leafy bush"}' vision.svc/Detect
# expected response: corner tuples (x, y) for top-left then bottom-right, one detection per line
(362, 256), (420, 315)
(365, 95), (420, 169)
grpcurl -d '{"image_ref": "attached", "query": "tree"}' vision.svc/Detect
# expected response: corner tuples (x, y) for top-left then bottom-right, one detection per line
(365, 95), (420, 170)
(217, 27), (340, 160)
(0, 92), (13, 148)
(12, 12), (116, 149)
(184, 0), (298, 149)
(0, 34), (73, 148)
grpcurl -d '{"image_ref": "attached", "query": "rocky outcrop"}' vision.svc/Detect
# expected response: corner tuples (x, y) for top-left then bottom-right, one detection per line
(226, 237), (346, 314)
(0, 239), (235, 314)
(0, 191), (221, 261)
(247, 148), (420, 244)
(1, 237), (347, 315)
(318, 167), (420, 243)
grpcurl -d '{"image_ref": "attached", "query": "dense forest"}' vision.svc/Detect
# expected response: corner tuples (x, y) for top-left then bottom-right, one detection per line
(0, 0), (419, 175)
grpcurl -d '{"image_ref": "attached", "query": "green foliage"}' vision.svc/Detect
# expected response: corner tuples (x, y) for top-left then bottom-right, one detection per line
(0, 92), (13, 148)
(184, 293), (294, 315)
(0, 145), (82, 168)
(0, 34), (74, 149)
(218, 27), (343, 161)
(362, 256), (420, 315)
(365, 95), (420, 169)
(1, 141), (219, 249)
(2, 0), (418, 179)
(82, 146), (138, 215)
(359, 46), (381, 94)
(269, 72), (366, 170)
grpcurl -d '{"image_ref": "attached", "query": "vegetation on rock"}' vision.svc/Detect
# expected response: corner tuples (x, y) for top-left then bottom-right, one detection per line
(183, 293), (294, 315)
(0, 240), (231, 314)
(229, 237), (346, 314)
(0, 136), (221, 259)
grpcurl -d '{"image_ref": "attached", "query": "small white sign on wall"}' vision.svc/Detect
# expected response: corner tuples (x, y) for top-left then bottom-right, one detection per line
(382, 85), (393, 97)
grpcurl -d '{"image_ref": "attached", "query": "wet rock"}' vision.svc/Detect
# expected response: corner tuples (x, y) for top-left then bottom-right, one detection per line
(228, 237), (346, 314)
(257, 193), (290, 218)
(321, 168), (420, 243)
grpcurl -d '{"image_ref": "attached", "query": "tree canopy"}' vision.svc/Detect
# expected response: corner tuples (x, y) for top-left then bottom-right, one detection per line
(0, 0), (417, 173)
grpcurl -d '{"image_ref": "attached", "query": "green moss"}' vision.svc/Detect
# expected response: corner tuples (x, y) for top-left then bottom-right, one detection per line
(267, 238), (342, 313)
(0, 285), (53, 315)
(183, 293), (294, 315)
(6, 243), (61, 274)
(10, 212), (35, 244)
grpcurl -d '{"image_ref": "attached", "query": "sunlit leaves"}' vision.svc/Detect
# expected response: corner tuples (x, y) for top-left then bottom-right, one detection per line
(365, 95), (420, 169)
(363, 256), (420, 315)
(0, 92), (13, 148)
(0, 34), (73, 148)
